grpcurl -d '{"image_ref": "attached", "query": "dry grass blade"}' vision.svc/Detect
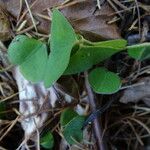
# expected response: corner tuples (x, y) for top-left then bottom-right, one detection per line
(33, 118), (40, 150)
(0, 146), (7, 150)
(112, 0), (127, 9)
(0, 65), (13, 73)
(0, 41), (7, 52)
(56, 0), (86, 9)
(127, 120), (144, 145)
(134, 0), (141, 35)
(133, 106), (150, 112)
(16, 22), (39, 34)
(31, 31), (49, 38)
(0, 116), (19, 141)
(35, 13), (51, 21)
(129, 17), (138, 30)
(107, 0), (123, 18)
(109, 6), (135, 16)
(0, 122), (10, 135)
(16, 20), (27, 32)
(17, 0), (23, 20)
(17, 0), (38, 26)
(24, 0), (38, 32)
(0, 92), (19, 103)
(128, 117), (150, 135)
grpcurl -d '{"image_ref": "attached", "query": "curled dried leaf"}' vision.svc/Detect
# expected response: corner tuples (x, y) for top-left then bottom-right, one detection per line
(2, 0), (121, 40)
(0, 4), (11, 41)
(120, 77), (150, 106)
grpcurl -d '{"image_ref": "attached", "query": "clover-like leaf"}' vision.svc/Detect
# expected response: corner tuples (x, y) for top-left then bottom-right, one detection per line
(8, 35), (48, 82)
(40, 132), (54, 149)
(63, 116), (85, 145)
(64, 45), (124, 75)
(60, 108), (78, 127)
(127, 43), (150, 61)
(44, 9), (77, 87)
(88, 67), (121, 94)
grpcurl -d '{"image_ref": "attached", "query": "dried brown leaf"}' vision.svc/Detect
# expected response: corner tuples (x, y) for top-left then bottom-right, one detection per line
(120, 77), (150, 106)
(0, 3), (11, 41)
(1, 0), (121, 40)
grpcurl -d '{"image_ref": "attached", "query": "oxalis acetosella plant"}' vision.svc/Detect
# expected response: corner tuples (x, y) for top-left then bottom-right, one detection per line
(7, 9), (150, 146)
(8, 9), (150, 94)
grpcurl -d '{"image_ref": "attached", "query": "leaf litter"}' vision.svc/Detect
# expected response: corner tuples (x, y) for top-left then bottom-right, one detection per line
(0, 0), (150, 150)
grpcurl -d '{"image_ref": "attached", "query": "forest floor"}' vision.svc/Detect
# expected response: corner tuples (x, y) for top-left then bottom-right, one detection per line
(0, 0), (150, 150)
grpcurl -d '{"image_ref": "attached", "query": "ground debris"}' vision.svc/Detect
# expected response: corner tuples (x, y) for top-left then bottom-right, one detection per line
(120, 77), (150, 106)
(0, 0), (121, 40)
(0, 4), (11, 41)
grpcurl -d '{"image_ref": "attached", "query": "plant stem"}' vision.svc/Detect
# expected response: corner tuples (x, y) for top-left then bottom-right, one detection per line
(84, 72), (107, 150)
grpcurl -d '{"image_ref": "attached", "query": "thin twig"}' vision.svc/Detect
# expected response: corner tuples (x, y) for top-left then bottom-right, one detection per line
(84, 72), (106, 150)
(107, 0), (123, 19)
(17, 0), (23, 20)
(134, 0), (141, 35)
(24, 0), (38, 32)
(56, 0), (85, 10)
(0, 65), (13, 73)
(17, 0), (38, 26)
(0, 92), (19, 103)
(127, 117), (150, 134)
(97, 0), (101, 9)
(0, 116), (19, 141)
(16, 20), (27, 32)
(34, 13), (51, 21)
(127, 120), (144, 145)
(109, 6), (135, 16)
(34, 119), (40, 150)
(112, 0), (127, 9)
(16, 22), (39, 35)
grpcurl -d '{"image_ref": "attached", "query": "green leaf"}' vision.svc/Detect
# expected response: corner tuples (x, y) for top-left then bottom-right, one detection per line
(8, 35), (46, 65)
(63, 116), (85, 145)
(88, 67), (121, 94)
(64, 45), (124, 75)
(44, 9), (77, 87)
(60, 108), (78, 127)
(40, 132), (54, 149)
(8, 35), (48, 82)
(127, 43), (150, 61)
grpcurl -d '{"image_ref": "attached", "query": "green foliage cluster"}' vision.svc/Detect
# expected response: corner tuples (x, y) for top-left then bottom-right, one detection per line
(6, 9), (150, 147)
(7, 9), (150, 93)
(8, 9), (126, 94)
(40, 108), (85, 147)
(60, 108), (85, 144)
